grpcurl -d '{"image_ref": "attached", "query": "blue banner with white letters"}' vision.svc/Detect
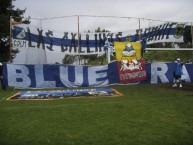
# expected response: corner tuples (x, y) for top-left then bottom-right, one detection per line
(2, 62), (193, 88)
(144, 62), (193, 84)
(3, 62), (119, 88)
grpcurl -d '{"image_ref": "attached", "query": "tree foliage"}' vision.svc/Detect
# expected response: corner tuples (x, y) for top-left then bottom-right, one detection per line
(95, 27), (110, 33)
(0, 0), (30, 62)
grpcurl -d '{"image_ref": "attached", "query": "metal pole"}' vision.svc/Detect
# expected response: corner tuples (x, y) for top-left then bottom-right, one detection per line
(9, 16), (12, 63)
(191, 22), (193, 48)
(107, 47), (110, 63)
(138, 18), (141, 41)
(77, 15), (80, 65)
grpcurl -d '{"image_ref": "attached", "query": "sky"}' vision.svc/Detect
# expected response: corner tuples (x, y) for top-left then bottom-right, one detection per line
(13, 0), (193, 32)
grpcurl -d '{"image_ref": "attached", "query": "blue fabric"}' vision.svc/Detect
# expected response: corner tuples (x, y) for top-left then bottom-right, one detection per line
(174, 62), (183, 75)
(3, 62), (193, 88)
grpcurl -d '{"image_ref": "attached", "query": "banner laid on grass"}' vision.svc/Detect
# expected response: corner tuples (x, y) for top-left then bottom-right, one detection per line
(7, 88), (122, 100)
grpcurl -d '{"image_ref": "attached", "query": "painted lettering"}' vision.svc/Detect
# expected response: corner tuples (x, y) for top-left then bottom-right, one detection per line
(13, 40), (27, 47)
(88, 65), (108, 86)
(60, 65), (84, 87)
(35, 65), (56, 88)
(7, 65), (31, 87)
(151, 63), (169, 83)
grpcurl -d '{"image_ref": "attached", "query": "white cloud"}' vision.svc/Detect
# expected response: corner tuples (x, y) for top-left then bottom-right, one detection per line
(13, 0), (193, 32)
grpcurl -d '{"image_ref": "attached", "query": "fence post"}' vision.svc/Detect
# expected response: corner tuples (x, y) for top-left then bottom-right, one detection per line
(77, 15), (80, 65)
(191, 22), (193, 48)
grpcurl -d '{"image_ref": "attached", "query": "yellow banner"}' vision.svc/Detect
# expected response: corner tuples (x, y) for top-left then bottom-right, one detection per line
(114, 41), (142, 61)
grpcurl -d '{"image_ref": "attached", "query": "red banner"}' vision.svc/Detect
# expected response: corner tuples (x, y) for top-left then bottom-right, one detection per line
(117, 59), (147, 83)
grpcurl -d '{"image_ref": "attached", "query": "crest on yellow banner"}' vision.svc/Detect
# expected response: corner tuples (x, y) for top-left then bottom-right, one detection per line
(114, 41), (142, 61)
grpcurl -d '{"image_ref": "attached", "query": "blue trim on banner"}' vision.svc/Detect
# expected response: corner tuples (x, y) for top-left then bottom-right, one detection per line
(12, 24), (180, 48)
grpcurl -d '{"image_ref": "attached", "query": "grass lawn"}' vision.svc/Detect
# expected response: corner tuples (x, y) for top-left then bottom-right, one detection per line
(0, 83), (193, 145)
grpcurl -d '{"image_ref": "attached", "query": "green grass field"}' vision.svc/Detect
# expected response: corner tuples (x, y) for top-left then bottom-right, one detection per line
(0, 83), (193, 145)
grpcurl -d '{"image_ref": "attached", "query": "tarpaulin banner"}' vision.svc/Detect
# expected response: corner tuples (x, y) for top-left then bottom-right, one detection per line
(11, 22), (185, 64)
(7, 88), (122, 100)
(144, 62), (193, 84)
(114, 41), (146, 83)
(114, 41), (142, 61)
(117, 59), (147, 83)
(3, 61), (119, 88)
(3, 62), (193, 88)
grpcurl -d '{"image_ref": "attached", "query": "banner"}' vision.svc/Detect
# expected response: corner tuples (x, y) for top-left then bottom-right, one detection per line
(114, 41), (146, 83)
(7, 88), (122, 100)
(3, 62), (119, 88)
(144, 62), (193, 84)
(117, 59), (146, 83)
(114, 41), (142, 61)
(11, 22), (185, 64)
(3, 62), (193, 88)
(139, 23), (185, 44)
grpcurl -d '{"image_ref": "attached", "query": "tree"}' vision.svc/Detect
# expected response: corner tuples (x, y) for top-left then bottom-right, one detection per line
(95, 27), (110, 33)
(183, 25), (192, 47)
(0, 0), (30, 62)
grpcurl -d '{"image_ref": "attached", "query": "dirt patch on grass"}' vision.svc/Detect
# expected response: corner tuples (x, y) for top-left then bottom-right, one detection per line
(161, 83), (193, 92)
